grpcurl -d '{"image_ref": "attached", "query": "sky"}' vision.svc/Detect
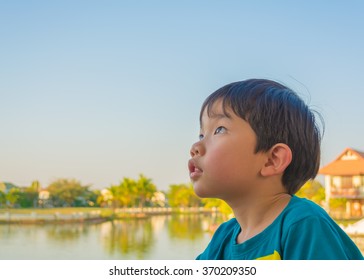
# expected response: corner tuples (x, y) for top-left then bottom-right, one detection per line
(1, 0), (363, 190)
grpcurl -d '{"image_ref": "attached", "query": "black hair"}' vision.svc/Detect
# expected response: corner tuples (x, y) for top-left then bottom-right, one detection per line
(200, 79), (322, 195)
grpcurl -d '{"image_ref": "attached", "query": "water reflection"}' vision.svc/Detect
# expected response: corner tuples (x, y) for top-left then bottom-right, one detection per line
(167, 213), (224, 240)
(46, 224), (89, 242)
(99, 214), (226, 258)
(101, 218), (155, 259)
(0, 214), (363, 259)
(168, 214), (204, 240)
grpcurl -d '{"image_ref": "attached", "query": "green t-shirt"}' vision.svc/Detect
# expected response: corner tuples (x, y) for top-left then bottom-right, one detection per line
(197, 196), (363, 260)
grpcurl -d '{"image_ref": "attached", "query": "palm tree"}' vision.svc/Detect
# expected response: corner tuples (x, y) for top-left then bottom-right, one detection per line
(107, 177), (137, 211)
(135, 174), (157, 209)
(107, 185), (121, 211)
(119, 177), (137, 207)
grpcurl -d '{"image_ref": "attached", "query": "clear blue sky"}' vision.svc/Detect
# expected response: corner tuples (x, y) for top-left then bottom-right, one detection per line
(1, 0), (363, 190)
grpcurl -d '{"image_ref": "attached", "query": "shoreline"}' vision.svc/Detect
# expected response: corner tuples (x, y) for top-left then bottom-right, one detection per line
(0, 207), (217, 225)
(1, 207), (363, 237)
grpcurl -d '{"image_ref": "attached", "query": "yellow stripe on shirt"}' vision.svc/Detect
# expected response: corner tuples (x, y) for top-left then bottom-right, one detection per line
(255, 250), (281, 260)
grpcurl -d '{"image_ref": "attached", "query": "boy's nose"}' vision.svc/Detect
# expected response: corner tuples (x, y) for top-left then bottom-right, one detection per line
(190, 142), (203, 157)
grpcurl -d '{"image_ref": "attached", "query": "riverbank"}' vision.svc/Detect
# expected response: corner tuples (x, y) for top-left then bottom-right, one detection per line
(0, 207), (216, 224)
(2, 207), (363, 237)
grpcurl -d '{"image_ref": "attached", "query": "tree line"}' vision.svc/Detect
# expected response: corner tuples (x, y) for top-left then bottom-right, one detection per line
(0, 175), (231, 212)
(1, 176), (330, 214)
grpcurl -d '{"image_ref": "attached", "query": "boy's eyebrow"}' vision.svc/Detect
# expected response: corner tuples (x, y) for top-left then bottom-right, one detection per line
(200, 113), (230, 129)
(209, 113), (230, 119)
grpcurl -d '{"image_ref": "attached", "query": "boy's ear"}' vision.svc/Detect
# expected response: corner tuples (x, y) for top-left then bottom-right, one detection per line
(260, 143), (292, 177)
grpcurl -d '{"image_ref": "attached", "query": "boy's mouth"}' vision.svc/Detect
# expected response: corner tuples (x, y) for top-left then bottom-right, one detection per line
(188, 159), (203, 180)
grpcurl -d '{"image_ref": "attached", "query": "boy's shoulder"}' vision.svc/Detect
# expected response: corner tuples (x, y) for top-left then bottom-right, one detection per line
(278, 195), (343, 237)
(214, 196), (327, 235)
(281, 195), (329, 224)
(217, 216), (239, 230)
(280, 196), (363, 259)
(211, 217), (239, 239)
(198, 196), (363, 259)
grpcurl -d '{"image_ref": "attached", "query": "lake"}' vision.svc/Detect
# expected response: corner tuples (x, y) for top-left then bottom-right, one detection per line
(0, 214), (363, 259)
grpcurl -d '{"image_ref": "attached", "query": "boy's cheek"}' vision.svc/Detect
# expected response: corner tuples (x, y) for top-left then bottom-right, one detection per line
(206, 151), (236, 178)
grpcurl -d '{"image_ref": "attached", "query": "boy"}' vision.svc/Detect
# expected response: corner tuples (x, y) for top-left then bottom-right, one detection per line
(188, 79), (363, 260)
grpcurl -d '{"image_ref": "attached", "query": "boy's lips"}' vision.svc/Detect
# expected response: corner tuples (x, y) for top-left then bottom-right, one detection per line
(188, 159), (203, 180)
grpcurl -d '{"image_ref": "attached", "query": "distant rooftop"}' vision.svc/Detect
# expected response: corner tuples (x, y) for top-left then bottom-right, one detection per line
(319, 147), (364, 176)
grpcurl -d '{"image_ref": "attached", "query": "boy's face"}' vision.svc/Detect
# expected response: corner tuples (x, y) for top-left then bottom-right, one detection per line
(189, 100), (265, 200)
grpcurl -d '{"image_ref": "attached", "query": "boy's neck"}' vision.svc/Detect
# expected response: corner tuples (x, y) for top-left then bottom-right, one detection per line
(228, 192), (292, 244)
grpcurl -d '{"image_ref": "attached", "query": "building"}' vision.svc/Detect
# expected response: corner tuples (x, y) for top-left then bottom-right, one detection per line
(151, 191), (166, 207)
(319, 148), (364, 217)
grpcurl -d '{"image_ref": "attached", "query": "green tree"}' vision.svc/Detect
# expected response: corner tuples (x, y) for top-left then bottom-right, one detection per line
(90, 189), (102, 207)
(107, 175), (157, 209)
(296, 180), (325, 205)
(167, 183), (201, 208)
(17, 188), (39, 208)
(47, 179), (92, 207)
(168, 184), (184, 207)
(202, 198), (233, 215)
(14, 180), (41, 208)
(135, 174), (157, 208)
(5, 188), (20, 208)
(119, 177), (137, 207)
(29, 180), (41, 192)
(108, 185), (122, 209)
(0, 191), (6, 208)
(107, 177), (136, 210)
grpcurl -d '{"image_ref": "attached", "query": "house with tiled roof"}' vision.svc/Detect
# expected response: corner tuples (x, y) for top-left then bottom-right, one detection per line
(319, 148), (364, 217)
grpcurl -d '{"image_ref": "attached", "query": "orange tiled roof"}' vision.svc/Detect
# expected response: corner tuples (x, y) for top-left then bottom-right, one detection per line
(319, 148), (364, 176)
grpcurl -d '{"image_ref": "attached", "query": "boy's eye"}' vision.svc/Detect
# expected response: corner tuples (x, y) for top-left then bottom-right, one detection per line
(199, 134), (204, 140)
(214, 126), (227, 135)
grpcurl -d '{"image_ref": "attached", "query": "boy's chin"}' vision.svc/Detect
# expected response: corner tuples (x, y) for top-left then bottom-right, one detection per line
(193, 182), (218, 198)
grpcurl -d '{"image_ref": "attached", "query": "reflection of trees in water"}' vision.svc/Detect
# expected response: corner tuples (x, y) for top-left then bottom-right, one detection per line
(0, 223), (90, 245)
(168, 214), (204, 240)
(102, 218), (154, 259)
(168, 213), (229, 240)
(0, 225), (19, 239)
(46, 224), (89, 242)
